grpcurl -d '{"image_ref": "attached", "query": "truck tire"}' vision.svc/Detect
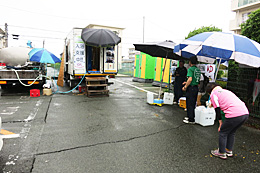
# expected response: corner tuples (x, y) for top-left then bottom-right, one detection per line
(69, 79), (79, 89)
(64, 73), (70, 84)
(69, 80), (75, 89)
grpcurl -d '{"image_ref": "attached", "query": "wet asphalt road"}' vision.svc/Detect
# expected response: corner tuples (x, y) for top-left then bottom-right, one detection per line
(0, 77), (260, 173)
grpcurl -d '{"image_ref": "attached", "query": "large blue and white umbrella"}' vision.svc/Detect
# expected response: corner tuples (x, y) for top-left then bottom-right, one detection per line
(174, 32), (260, 67)
(29, 48), (61, 64)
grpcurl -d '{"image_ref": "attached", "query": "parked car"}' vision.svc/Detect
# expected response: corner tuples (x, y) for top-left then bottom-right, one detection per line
(217, 77), (228, 82)
(0, 117), (3, 151)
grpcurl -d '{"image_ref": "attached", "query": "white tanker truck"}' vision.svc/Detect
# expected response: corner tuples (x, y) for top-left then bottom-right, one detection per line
(0, 47), (46, 89)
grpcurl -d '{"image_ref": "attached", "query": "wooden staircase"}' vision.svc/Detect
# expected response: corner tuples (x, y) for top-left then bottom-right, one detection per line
(85, 77), (109, 97)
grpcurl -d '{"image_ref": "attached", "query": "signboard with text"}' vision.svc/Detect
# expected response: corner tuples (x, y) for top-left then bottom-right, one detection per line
(205, 64), (216, 82)
(197, 64), (216, 82)
(74, 36), (85, 70)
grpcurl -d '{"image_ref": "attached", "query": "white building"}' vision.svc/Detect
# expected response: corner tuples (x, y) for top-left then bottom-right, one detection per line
(128, 48), (139, 61)
(230, 0), (260, 34)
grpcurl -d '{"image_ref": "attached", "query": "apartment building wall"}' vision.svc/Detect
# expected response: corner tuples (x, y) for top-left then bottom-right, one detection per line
(230, 0), (260, 34)
(128, 48), (139, 60)
(228, 0), (260, 119)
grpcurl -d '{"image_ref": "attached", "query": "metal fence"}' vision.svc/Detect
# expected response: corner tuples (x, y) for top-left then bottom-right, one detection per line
(227, 60), (260, 118)
(118, 62), (134, 76)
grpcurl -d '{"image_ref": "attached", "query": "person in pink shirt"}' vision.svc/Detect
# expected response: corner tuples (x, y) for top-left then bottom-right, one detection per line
(205, 82), (249, 159)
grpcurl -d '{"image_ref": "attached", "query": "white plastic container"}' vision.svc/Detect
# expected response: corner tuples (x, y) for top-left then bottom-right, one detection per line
(195, 106), (205, 124)
(163, 92), (174, 105)
(147, 92), (155, 104)
(199, 107), (216, 126)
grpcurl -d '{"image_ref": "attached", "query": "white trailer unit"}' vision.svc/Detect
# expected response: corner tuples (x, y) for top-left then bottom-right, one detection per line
(64, 28), (118, 88)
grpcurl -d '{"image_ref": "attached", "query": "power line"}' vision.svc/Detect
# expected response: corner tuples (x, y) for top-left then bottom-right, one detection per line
(8, 33), (64, 40)
(0, 4), (140, 22)
(10, 37), (63, 44)
(0, 4), (85, 20)
(7, 29), (144, 41)
(8, 25), (68, 33)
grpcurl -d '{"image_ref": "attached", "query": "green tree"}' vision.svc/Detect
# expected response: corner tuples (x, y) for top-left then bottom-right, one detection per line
(241, 8), (260, 43)
(217, 70), (224, 79)
(185, 26), (222, 39)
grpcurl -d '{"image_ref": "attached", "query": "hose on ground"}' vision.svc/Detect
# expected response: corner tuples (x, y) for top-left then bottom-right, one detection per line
(53, 73), (86, 94)
(12, 68), (87, 94)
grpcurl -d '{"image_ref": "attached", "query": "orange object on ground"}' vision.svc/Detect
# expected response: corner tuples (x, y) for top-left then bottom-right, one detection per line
(0, 129), (15, 135)
(179, 97), (186, 109)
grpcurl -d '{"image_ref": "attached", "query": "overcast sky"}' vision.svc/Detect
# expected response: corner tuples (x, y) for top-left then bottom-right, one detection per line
(0, 0), (235, 57)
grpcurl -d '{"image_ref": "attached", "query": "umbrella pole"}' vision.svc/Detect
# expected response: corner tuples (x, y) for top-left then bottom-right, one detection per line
(158, 52), (168, 99)
(214, 58), (222, 81)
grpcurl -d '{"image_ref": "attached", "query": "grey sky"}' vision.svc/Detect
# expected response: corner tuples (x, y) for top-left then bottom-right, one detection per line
(0, 0), (235, 57)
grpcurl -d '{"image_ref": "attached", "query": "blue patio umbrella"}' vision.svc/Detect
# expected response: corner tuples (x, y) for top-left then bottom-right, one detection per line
(174, 32), (260, 67)
(29, 48), (61, 64)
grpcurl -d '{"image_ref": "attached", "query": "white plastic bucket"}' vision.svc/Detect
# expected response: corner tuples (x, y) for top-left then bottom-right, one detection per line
(195, 106), (206, 124)
(163, 92), (174, 105)
(147, 92), (155, 104)
(199, 107), (216, 126)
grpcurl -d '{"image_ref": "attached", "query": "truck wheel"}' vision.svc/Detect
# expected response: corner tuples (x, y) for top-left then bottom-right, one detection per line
(69, 80), (74, 89)
(69, 80), (78, 89)
(64, 73), (70, 84)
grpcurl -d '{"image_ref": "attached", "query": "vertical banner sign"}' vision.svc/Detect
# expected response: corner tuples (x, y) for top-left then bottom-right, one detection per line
(205, 64), (216, 82)
(74, 36), (85, 70)
(197, 64), (216, 82)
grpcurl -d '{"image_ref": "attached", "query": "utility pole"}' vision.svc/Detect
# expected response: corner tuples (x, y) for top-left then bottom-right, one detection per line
(5, 23), (8, 47)
(143, 16), (145, 43)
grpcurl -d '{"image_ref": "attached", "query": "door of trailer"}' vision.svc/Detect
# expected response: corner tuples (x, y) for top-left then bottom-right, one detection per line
(86, 46), (101, 73)
(103, 46), (118, 74)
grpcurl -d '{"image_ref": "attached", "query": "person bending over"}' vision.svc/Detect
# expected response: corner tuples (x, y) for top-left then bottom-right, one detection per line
(205, 83), (249, 159)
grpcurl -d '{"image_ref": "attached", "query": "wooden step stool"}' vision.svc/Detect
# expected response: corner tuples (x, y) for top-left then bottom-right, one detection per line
(85, 77), (109, 97)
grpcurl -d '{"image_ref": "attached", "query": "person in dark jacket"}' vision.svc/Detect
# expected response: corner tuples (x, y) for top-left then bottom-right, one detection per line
(173, 60), (187, 104)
